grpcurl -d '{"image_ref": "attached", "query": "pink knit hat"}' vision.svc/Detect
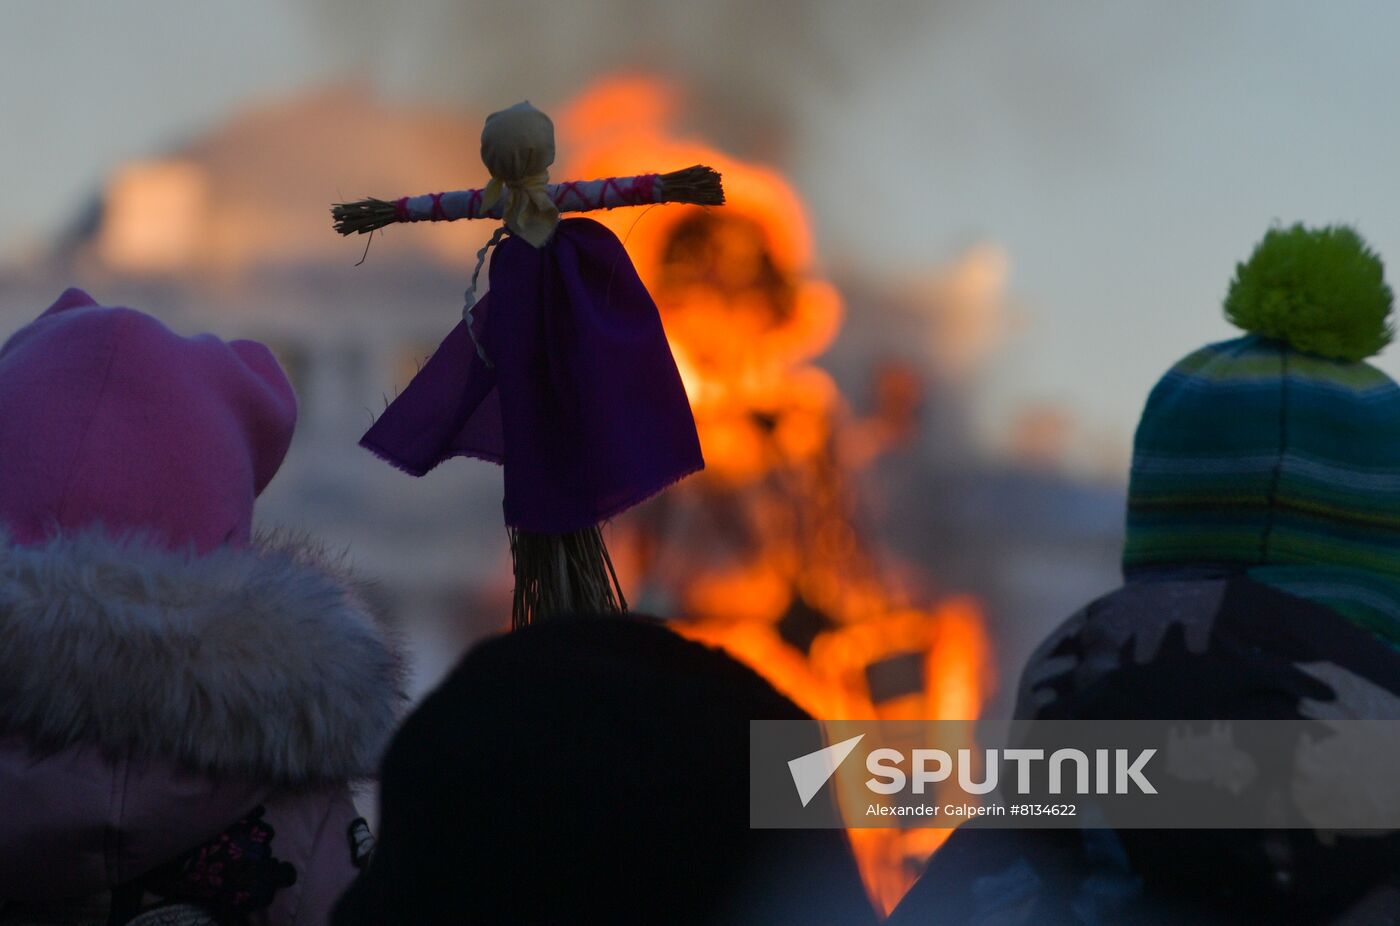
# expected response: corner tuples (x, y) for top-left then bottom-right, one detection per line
(0, 288), (297, 552)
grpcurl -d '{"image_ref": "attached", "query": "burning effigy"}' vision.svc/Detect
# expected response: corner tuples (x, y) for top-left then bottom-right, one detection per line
(554, 76), (996, 913)
(321, 77), (996, 913)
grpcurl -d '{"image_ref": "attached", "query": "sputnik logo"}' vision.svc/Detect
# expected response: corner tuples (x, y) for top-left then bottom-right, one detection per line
(788, 734), (865, 807)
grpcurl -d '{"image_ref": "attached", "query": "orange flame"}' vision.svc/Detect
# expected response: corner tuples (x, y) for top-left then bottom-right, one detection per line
(560, 75), (994, 915)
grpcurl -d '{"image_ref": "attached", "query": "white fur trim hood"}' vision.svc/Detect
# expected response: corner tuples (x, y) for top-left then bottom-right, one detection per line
(0, 529), (405, 784)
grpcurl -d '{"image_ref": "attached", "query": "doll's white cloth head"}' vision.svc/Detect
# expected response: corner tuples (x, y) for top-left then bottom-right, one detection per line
(480, 102), (559, 247)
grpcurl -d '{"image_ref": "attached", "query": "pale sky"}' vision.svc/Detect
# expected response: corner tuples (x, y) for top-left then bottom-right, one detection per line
(5, 0), (1400, 470)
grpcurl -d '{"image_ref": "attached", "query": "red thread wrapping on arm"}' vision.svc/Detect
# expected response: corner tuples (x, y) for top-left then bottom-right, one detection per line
(395, 174), (669, 222)
(600, 177), (622, 208)
(553, 181), (579, 208)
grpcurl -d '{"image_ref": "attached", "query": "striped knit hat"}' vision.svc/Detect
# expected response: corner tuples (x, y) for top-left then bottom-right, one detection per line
(1124, 224), (1400, 645)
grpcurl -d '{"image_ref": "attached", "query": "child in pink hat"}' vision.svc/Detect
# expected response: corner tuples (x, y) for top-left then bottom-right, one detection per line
(0, 289), (402, 925)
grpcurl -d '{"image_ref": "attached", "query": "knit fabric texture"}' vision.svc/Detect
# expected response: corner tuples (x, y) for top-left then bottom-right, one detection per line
(1124, 334), (1400, 645)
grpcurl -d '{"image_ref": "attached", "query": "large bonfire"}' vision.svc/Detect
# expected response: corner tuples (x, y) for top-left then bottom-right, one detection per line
(558, 76), (996, 913)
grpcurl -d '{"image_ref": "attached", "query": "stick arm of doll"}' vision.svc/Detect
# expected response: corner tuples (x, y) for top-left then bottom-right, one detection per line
(332, 165), (722, 236)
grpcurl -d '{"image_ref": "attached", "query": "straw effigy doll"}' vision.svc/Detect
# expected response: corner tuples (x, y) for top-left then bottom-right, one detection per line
(332, 102), (717, 627)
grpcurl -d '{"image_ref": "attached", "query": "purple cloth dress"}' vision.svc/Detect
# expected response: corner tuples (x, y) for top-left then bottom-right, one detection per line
(361, 217), (703, 532)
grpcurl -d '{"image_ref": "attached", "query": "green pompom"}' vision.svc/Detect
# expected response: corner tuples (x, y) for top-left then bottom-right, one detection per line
(1224, 223), (1394, 362)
